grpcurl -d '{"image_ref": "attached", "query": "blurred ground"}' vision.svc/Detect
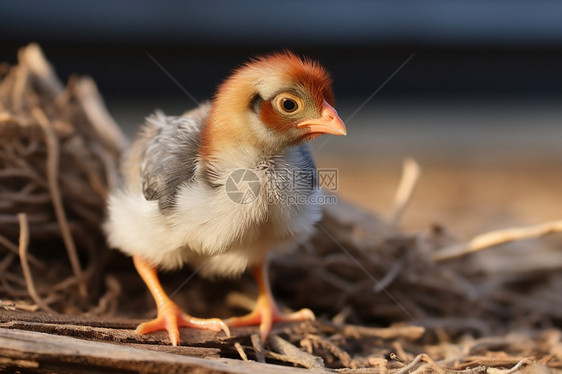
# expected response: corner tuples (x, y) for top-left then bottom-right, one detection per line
(327, 159), (562, 237)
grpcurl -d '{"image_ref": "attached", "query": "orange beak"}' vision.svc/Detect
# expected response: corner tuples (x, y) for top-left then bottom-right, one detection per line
(296, 100), (347, 136)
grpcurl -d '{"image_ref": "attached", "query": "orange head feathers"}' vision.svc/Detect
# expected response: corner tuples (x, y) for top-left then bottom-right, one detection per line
(200, 51), (346, 159)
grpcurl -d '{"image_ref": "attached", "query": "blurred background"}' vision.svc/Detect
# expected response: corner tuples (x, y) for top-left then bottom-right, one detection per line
(2, 0), (562, 236)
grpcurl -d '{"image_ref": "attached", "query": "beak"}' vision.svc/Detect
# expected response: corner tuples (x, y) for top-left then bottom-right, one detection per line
(296, 100), (347, 136)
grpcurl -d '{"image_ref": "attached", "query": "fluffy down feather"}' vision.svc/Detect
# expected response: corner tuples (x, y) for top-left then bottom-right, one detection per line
(105, 106), (322, 276)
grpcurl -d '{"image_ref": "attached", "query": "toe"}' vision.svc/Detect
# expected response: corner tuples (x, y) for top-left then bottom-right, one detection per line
(168, 328), (180, 346)
(258, 314), (273, 342)
(136, 318), (168, 335)
(181, 315), (231, 337)
(286, 308), (315, 322)
(136, 317), (181, 346)
(212, 318), (231, 337)
(226, 311), (262, 328)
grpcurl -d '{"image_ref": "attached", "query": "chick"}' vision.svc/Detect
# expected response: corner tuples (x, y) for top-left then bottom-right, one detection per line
(105, 52), (346, 345)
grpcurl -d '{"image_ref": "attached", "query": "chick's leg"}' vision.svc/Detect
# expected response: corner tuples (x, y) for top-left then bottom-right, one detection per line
(226, 260), (315, 341)
(133, 255), (230, 346)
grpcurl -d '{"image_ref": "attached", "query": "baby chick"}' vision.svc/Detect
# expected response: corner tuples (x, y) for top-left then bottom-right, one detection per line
(105, 52), (346, 345)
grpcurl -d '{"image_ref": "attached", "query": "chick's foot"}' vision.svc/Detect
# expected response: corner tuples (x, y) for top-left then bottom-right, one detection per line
(136, 301), (230, 346)
(227, 298), (314, 342)
(226, 262), (315, 341)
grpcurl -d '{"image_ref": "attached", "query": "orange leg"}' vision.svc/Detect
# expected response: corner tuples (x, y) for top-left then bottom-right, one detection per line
(133, 255), (230, 346)
(226, 260), (315, 341)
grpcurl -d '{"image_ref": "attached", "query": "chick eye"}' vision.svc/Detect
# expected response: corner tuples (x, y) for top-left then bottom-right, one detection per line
(281, 98), (298, 113)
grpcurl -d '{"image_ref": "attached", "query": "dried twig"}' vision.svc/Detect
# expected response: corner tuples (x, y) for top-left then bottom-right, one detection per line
(373, 256), (405, 293)
(0, 233), (44, 269)
(394, 353), (445, 374)
(18, 43), (64, 97)
(388, 158), (421, 226)
(86, 275), (121, 317)
(17, 213), (55, 314)
(74, 77), (127, 153)
(304, 334), (353, 368)
(434, 220), (562, 262)
(12, 66), (28, 112)
(251, 334), (266, 363)
(491, 358), (533, 374)
(269, 335), (325, 370)
(234, 342), (249, 361)
(342, 325), (425, 340)
(32, 107), (87, 298)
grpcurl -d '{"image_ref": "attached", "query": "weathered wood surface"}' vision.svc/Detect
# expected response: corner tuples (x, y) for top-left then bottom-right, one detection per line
(0, 328), (310, 374)
(0, 309), (428, 372)
(0, 309), (233, 347)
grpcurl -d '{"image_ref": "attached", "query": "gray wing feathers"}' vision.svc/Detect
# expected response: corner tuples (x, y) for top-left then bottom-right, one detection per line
(140, 110), (203, 213)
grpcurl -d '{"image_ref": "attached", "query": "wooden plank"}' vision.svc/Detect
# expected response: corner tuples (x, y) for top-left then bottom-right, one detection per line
(0, 309), (254, 347)
(0, 320), (232, 348)
(0, 329), (309, 374)
(0, 309), (141, 329)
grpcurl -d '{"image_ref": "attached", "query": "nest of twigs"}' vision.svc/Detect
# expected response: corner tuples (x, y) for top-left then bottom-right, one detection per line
(1, 44), (561, 373)
(0, 44), (125, 314)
